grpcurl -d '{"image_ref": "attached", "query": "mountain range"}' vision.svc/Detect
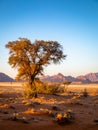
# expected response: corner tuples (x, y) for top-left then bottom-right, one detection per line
(0, 72), (98, 84)
(40, 72), (98, 84)
(0, 73), (14, 82)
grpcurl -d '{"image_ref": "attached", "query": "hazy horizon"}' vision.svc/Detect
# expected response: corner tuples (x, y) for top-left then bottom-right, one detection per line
(0, 0), (98, 78)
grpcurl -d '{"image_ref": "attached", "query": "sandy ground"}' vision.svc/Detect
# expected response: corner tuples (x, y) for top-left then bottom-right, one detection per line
(0, 84), (98, 130)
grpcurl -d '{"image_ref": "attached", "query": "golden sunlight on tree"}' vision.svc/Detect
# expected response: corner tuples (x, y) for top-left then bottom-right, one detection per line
(5, 38), (66, 97)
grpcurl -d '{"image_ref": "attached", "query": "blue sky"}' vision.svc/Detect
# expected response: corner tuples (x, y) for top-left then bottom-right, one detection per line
(0, 0), (98, 78)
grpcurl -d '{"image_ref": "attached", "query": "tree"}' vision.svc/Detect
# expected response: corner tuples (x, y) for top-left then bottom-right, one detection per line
(6, 38), (66, 97)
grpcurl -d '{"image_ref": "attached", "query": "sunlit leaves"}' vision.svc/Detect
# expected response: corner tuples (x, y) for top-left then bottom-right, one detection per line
(6, 38), (66, 82)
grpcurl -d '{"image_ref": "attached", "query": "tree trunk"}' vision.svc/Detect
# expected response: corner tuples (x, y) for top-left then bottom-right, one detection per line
(29, 78), (37, 98)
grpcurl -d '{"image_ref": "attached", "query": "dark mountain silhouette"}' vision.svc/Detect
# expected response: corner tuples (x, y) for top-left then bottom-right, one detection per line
(40, 72), (98, 83)
(0, 72), (14, 82)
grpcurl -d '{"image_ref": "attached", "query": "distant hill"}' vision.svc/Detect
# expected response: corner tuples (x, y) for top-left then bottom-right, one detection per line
(0, 72), (14, 82)
(76, 75), (91, 84)
(40, 73), (68, 83)
(85, 73), (98, 82)
(0, 72), (98, 83)
(40, 72), (98, 84)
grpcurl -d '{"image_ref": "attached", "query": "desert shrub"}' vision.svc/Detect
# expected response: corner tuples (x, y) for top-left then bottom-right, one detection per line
(12, 112), (19, 121)
(44, 83), (60, 95)
(82, 88), (89, 97)
(36, 82), (60, 95)
(53, 110), (75, 125)
(22, 82), (61, 97)
(10, 112), (29, 123)
(22, 83), (37, 98)
(36, 82), (46, 94)
(57, 86), (65, 93)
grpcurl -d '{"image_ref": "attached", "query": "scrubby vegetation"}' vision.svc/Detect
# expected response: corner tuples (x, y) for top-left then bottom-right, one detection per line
(53, 110), (75, 125)
(23, 82), (62, 98)
(82, 88), (89, 97)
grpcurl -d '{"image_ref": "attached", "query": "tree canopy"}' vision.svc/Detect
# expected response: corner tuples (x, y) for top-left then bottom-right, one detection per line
(6, 38), (66, 97)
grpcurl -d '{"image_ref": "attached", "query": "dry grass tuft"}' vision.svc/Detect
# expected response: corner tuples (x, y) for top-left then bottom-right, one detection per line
(23, 108), (52, 115)
(24, 108), (37, 115)
(0, 104), (10, 109)
(39, 108), (52, 115)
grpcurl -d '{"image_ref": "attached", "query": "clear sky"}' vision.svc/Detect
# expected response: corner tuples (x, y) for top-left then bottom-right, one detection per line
(0, 0), (98, 78)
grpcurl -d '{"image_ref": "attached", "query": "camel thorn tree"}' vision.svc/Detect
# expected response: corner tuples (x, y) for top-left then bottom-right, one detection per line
(6, 38), (66, 98)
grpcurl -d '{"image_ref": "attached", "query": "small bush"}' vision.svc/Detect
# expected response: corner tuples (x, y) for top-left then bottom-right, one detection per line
(36, 82), (60, 95)
(12, 112), (19, 121)
(22, 82), (61, 97)
(82, 88), (89, 97)
(36, 82), (46, 94)
(45, 84), (59, 95)
(22, 83), (37, 98)
(53, 110), (75, 125)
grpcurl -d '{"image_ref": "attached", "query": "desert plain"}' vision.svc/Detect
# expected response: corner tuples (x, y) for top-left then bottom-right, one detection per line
(0, 82), (98, 130)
